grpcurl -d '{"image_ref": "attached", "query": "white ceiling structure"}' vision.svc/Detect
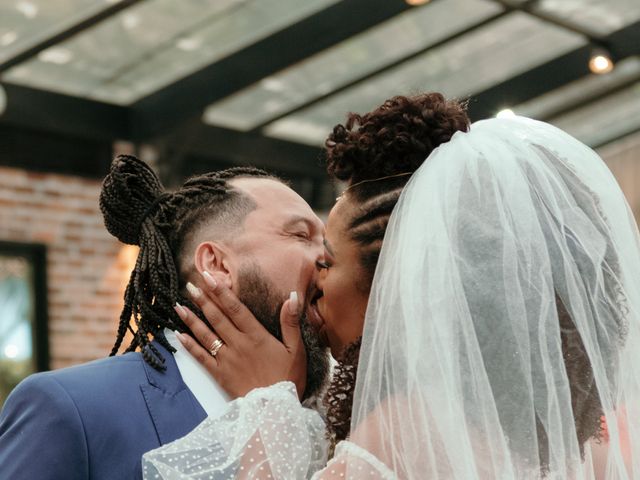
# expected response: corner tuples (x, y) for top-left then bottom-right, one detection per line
(0, 0), (639, 207)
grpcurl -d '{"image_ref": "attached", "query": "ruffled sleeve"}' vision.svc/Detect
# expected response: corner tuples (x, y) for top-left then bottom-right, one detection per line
(143, 382), (328, 479)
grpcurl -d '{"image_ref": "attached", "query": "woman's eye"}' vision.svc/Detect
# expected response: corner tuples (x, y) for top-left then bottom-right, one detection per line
(316, 260), (330, 270)
(293, 232), (310, 240)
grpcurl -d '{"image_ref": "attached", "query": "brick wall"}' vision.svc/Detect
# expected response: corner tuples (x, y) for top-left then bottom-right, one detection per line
(0, 166), (134, 370)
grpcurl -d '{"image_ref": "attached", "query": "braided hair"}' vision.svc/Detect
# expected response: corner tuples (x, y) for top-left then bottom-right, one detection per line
(100, 155), (274, 370)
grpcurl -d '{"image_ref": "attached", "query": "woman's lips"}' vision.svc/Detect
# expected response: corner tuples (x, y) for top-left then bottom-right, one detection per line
(307, 303), (330, 349)
(307, 303), (325, 330)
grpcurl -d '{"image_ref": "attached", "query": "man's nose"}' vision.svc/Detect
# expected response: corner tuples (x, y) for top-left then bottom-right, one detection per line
(311, 237), (323, 262)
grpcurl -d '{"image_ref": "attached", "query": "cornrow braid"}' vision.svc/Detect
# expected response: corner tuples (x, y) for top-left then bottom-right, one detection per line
(100, 155), (273, 370)
(347, 182), (407, 289)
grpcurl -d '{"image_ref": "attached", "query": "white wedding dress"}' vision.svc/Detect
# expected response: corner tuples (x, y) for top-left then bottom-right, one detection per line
(144, 117), (639, 479)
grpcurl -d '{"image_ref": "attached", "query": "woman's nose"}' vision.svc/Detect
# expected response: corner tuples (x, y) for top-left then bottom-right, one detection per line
(315, 261), (327, 285)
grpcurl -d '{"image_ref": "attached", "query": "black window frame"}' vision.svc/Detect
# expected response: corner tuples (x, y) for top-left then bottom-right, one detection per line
(0, 241), (49, 372)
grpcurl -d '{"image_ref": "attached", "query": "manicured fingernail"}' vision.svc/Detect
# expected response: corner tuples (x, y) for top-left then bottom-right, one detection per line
(288, 291), (299, 315)
(186, 282), (201, 299)
(202, 271), (217, 289)
(174, 303), (187, 320)
(175, 331), (187, 345)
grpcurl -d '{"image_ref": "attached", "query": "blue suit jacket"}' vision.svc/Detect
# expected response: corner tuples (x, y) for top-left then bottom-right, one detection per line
(0, 342), (207, 479)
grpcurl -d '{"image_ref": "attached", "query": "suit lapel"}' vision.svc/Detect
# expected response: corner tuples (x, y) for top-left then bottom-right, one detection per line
(140, 341), (208, 445)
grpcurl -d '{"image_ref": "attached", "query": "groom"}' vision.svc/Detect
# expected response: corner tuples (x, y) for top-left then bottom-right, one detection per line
(0, 160), (329, 479)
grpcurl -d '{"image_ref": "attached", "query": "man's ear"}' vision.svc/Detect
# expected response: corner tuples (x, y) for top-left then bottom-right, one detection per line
(193, 241), (234, 289)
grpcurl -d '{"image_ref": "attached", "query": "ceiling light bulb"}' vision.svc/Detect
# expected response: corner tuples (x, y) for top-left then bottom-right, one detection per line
(122, 13), (140, 30)
(496, 108), (516, 119)
(16, 1), (38, 18)
(38, 47), (74, 65)
(589, 48), (614, 74)
(176, 37), (201, 52)
(260, 78), (286, 92)
(405, 0), (430, 5)
(0, 31), (18, 47)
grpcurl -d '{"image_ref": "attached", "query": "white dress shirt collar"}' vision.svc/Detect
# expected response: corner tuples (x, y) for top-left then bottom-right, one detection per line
(164, 328), (229, 417)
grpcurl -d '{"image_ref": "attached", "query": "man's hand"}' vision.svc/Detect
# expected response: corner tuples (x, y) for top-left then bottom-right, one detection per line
(174, 271), (308, 399)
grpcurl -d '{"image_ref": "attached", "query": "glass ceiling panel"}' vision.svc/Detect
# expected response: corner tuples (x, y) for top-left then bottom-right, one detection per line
(549, 82), (640, 147)
(202, 0), (503, 131)
(490, 0), (640, 35)
(533, 0), (640, 36)
(265, 12), (586, 146)
(0, 0), (113, 64)
(3, 0), (338, 104)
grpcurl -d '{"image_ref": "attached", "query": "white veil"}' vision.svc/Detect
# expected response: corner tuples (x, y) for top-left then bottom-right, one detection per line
(347, 117), (640, 479)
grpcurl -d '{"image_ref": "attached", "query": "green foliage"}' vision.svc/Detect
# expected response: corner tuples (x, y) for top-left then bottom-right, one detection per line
(0, 359), (32, 409)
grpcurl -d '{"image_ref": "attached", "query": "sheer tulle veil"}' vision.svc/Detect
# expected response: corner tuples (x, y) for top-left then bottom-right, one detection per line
(348, 116), (640, 479)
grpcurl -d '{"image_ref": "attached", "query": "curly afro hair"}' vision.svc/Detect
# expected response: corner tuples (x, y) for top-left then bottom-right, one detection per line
(325, 92), (469, 186)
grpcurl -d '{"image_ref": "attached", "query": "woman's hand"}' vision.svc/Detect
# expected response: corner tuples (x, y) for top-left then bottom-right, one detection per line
(173, 271), (308, 399)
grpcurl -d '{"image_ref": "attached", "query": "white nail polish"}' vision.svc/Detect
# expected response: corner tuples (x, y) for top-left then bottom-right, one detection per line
(288, 291), (299, 315)
(202, 270), (217, 289)
(186, 282), (201, 298)
(174, 303), (187, 319)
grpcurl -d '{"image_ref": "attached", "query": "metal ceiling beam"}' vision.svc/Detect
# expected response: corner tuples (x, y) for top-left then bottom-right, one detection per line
(180, 151), (333, 210)
(593, 125), (640, 150)
(0, 124), (113, 178)
(524, 66), (640, 122)
(0, 0), (145, 73)
(152, 121), (331, 208)
(489, 0), (607, 41)
(157, 122), (327, 180)
(466, 20), (640, 121)
(130, 0), (414, 140)
(0, 82), (129, 140)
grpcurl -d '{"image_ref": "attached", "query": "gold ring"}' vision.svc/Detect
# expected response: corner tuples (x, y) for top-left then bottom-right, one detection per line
(209, 339), (224, 357)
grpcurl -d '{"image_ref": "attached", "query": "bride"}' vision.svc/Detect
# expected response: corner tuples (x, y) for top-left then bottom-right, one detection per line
(143, 94), (639, 479)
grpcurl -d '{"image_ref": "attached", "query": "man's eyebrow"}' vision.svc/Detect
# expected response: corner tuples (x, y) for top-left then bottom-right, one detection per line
(323, 238), (335, 256)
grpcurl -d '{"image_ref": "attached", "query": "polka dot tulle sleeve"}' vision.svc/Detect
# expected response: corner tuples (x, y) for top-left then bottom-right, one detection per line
(142, 382), (328, 479)
(143, 382), (395, 479)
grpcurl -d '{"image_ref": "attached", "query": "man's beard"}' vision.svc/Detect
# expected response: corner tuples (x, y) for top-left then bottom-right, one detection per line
(237, 262), (330, 400)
